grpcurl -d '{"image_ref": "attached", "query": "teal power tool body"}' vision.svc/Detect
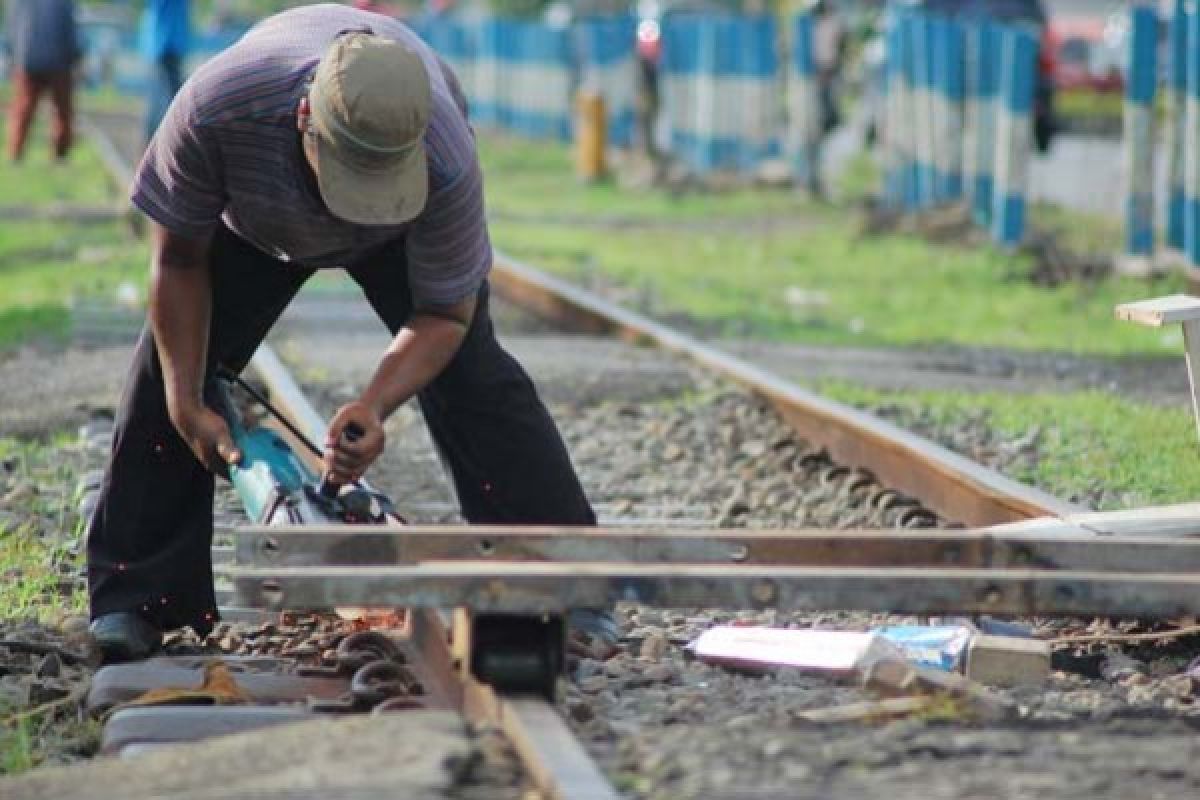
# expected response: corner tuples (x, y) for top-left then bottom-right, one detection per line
(210, 371), (566, 698)
(212, 374), (397, 526)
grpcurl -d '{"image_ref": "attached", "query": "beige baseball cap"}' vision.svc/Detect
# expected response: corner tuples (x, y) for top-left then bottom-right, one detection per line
(309, 32), (431, 225)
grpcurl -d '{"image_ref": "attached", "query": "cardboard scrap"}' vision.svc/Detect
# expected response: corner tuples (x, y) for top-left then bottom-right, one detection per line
(965, 634), (1051, 687)
(114, 662), (252, 712)
(874, 625), (974, 671)
(795, 696), (939, 724)
(861, 658), (1015, 721)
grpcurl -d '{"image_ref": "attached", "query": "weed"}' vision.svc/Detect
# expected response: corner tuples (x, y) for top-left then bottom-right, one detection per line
(0, 719), (35, 775)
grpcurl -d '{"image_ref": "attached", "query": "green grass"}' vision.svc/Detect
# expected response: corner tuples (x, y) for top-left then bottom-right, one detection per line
(479, 134), (810, 222)
(492, 215), (1184, 355)
(836, 150), (882, 204)
(1057, 88), (1124, 122)
(0, 721), (35, 775)
(0, 120), (145, 349)
(816, 380), (1200, 510)
(0, 127), (116, 207)
(0, 435), (98, 776)
(481, 135), (1185, 356)
(1030, 201), (1124, 256)
(0, 438), (87, 621)
(0, 220), (147, 349)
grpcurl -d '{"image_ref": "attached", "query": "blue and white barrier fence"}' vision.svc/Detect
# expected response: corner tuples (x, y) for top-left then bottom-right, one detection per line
(1124, 4), (1159, 258)
(1167, 0), (1187, 251)
(88, 12), (826, 179)
(576, 16), (637, 149)
(660, 15), (779, 174)
(474, 19), (572, 140)
(881, 15), (909, 207)
(882, 9), (1035, 247)
(1187, 7), (1200, 267)
(415, 15), (478, 102)
(788, 12), (820, 190)
(992, 25), (1036, 248)
(92, 27), (246, 94)
(911, 14), (938, 206)
(964, 20), (998, 225)
(932, 18), (965, 203)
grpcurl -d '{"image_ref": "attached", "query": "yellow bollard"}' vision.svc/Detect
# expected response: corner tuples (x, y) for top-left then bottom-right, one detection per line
(575, 89), (608, 183)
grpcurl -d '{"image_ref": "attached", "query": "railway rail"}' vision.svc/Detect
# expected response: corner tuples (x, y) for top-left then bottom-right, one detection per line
(62, 116), (1200, 799)
(230, 354), (620, 799)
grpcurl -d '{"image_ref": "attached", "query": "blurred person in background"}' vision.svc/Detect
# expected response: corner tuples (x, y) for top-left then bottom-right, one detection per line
(3, 0), (81, 163)
(810, 0), (845, 196)
(141, 0), (191, 144)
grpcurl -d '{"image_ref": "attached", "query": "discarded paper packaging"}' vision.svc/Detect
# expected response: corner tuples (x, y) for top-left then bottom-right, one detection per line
(689, 627), (903, 674)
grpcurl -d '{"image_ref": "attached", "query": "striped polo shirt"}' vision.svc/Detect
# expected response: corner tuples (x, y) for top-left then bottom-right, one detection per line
(132, 3), (491, 307)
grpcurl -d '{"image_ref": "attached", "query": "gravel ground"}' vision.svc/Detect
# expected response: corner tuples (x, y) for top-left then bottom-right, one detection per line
(2, 294), (1200, 797)
(272, 298), (1200, 799)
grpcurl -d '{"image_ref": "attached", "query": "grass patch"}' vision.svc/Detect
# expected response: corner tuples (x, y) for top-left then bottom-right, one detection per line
(0, 720), (35, 775)
(0, 434), (99, 777)
(1057, 88), (1124, 122)
(0, 119), (144, 349)
(815, 380), (1200, 510)
(0, 220), (147, 350)
(0, 714), (100, 777)
(0, 437), (87, 621)
(481, 135), (1184, 356)
(492, 213), (1184, 355)
(0, 126), (116, 207)
(836, 150), (881, 204)
(1031, 201), (1123, 256)
(479, 135), (810, 222)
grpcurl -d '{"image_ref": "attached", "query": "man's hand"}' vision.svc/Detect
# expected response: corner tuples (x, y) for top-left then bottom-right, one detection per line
(170, 403), (242, 478)
(324, 401), (385, 486)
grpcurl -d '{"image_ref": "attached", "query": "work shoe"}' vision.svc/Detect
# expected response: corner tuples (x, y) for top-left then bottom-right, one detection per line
(567, 608), (621, 661)
(89, 612), (162, 663)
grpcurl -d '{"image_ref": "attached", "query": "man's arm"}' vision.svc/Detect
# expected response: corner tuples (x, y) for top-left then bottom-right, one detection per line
(323, 294), (476, 485)
(149, 222), (240, 473)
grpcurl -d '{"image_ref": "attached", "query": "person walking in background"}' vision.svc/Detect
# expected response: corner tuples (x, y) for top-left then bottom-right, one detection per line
(140, 0), (191, 144)
(809, 0), (845, 197)
(4, 0), (81, 162)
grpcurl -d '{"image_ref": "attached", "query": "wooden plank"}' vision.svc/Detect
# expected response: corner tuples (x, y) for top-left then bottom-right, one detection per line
(1115, 293), (1200, 326)
(490, 253), (1080, 526)
(990, 503), (1200, 537)
(227, 563), (1200, 618)
(1184, 319), (1200, 441)
(227, 524), (1200, 572)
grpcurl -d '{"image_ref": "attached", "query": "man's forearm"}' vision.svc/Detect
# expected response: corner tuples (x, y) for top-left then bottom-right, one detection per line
(359, 313), (469, 421)
(149, 250), (212, 420)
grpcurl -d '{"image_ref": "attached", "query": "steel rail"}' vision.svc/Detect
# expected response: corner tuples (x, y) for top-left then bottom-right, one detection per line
(490, 253), (1081, 527)
(227, 562), (1200, 618)
(230, 524), (1200, 572)
(243, 343), (620, 800)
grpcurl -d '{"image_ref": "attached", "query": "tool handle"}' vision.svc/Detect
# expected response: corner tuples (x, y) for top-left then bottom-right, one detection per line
(318, 422), (366, 499)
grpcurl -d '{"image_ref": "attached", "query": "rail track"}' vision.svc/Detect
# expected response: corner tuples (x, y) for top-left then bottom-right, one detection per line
(40, 116), (1200, 800)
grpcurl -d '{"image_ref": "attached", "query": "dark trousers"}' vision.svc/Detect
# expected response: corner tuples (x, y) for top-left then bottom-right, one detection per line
(87, 226), (595, 634)
(7, 69), (73, 161)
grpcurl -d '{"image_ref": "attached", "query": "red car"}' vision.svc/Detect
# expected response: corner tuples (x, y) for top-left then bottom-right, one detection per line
(1046, 17), (1124, 93)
